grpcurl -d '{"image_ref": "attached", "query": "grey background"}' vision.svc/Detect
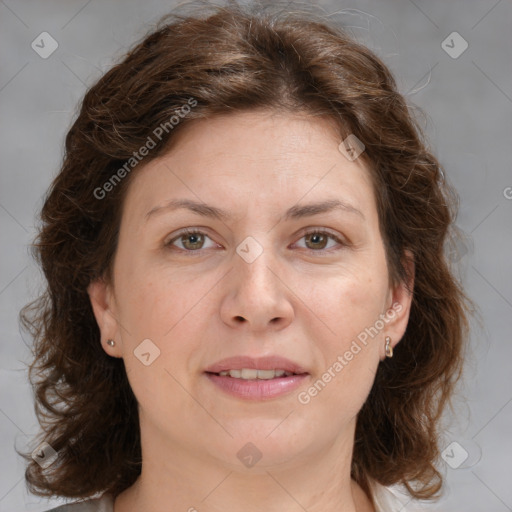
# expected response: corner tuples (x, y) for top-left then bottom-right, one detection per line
(1, 0), (511, 511)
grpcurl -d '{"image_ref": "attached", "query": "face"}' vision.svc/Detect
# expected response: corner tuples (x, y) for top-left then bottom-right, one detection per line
(89, 110), (413, 472)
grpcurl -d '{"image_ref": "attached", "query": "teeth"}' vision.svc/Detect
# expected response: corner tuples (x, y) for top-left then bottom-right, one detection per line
(217, 369), (294, 379)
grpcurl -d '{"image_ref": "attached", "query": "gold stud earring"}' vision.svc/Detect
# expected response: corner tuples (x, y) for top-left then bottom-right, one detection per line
(106, 339), (116, 347)
(384, 336), (393, 358)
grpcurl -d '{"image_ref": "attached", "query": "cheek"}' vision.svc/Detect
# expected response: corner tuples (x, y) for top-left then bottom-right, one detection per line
(114, 266), (219, 399)
(114, 270), (202, 413)
(114, 253), (199, 340)
(303, 270), (386, 405)
(314, 267), (388, 345)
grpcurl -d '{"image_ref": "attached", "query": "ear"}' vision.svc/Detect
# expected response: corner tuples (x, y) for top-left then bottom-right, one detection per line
(381, 249), (415, 359)
(87, 277), (122, 358)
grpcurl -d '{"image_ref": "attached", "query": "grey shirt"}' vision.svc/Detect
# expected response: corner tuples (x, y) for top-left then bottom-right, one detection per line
(44, 493), (114, 512)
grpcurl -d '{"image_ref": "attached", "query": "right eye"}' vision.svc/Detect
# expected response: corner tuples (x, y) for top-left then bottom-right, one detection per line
(165, 228), (220, 253)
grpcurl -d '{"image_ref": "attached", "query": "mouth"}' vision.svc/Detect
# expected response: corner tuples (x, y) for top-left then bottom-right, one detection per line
(206, 368), (302, 379)
(204, 355), (308, 375)
(204, 356), (310, 400)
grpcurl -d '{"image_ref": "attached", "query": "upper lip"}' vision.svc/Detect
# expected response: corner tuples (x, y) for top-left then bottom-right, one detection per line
(205, 355), (309, 374)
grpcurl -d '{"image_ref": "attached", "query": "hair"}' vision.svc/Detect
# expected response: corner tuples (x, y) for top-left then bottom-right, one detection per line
(19, 0), (475, 506)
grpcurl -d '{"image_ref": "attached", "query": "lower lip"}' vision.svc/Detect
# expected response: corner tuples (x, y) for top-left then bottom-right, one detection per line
(205, 372), (309, 400)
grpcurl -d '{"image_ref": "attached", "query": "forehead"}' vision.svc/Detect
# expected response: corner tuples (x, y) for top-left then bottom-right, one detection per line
(121, 111), (377, 226)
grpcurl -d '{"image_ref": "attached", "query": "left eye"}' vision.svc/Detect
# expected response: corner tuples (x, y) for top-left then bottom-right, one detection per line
(295, 230), (345, 251)
(165, 228), (345, 253)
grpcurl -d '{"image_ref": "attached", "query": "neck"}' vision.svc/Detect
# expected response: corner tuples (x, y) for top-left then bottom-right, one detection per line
(113, 417), (375, 512)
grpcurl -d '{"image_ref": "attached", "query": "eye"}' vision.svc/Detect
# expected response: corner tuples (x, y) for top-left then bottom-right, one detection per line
(165, 228), (218, 252)
(164, 227), (347, 255)
(294, 229), (346, 254)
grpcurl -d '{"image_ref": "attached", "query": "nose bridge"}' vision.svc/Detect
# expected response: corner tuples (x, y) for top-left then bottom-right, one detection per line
(234, 233), (279, 296)
(220, 232), (294, 329)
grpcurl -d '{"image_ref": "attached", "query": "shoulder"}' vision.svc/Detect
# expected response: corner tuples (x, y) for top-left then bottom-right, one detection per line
(43, 493), (114, 512)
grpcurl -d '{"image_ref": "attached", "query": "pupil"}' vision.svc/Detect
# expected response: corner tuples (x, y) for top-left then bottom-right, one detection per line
(184, 233), (202, 249)
(307, 233), (326, 249)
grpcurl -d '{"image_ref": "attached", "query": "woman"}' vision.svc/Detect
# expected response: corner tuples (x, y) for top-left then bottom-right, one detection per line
(19, 2), (473, 511)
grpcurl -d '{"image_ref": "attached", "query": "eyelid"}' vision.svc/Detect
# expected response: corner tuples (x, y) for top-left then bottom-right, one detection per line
(301, 227), (346, 244)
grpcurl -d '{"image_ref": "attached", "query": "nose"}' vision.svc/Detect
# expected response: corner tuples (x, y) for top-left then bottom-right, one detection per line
(219, 243), (295, 332)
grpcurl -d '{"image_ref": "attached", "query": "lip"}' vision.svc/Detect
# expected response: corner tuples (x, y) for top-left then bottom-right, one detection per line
(204, 355), (310, 401)
(205, 373), (309, 400)
(204, 355), (309, 375)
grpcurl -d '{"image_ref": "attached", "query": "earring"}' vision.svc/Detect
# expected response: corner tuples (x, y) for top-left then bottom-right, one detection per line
(106, 339), (116, 347)
(384, 336), (393, 358)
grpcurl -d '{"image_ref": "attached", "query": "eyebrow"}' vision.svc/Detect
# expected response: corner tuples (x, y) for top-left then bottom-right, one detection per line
(145, 198), (365, 222)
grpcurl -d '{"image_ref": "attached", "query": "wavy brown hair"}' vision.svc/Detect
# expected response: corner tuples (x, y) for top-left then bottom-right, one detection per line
(19, 0), (474, 506)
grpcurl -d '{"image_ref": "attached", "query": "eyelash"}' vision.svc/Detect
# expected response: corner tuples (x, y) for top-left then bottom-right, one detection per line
(164, 227), (347, 256)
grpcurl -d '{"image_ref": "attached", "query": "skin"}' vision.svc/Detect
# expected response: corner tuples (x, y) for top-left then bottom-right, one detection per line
(88, 110), (414, 512)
